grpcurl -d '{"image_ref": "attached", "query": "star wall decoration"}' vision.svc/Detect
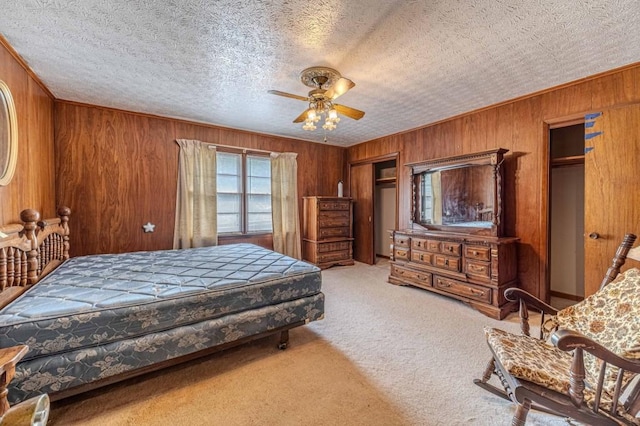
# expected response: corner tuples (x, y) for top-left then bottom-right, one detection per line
(143, 222), (156, 233)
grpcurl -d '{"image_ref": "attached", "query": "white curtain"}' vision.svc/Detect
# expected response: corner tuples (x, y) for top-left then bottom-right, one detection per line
(271, 152), (301, 259)
(431, 171), (442, 224)
(173, 139), (218, 248)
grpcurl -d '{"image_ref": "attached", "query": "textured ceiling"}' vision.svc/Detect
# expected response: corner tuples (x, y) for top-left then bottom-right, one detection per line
(1, 0), (639, 147)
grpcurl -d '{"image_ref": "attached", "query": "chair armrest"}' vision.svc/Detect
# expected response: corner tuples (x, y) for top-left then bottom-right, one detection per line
(504, 288), (559, 316)
(552, 329), (640, 373)
(504, 288), (559, 338)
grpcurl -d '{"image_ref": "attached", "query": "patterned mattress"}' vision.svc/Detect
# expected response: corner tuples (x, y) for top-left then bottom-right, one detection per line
(0, 243), (322, 362)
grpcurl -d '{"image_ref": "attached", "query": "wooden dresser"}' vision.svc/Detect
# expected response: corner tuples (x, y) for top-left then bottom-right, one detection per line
(302, 196), (354, 269)
(389, 230), (518, 319)
(390, 149), (519, 319)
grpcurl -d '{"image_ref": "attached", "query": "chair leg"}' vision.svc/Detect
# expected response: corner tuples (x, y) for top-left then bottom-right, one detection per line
(474, 357), (512, 402)
(481, 358), (496, 382)
(512, 399), (531, 426)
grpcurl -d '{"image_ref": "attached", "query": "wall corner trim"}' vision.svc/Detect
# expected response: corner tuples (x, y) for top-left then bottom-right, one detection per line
(0, 34), (55, 100)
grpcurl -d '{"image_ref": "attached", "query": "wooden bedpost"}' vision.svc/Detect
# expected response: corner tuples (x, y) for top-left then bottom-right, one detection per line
(57, 206), (71, 261)
(20, 209), (40, 285)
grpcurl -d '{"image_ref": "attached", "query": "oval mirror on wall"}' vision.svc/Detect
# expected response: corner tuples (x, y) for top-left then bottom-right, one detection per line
(0, 80), (18, 186)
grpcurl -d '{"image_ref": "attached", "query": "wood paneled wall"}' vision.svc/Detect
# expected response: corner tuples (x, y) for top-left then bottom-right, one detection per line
(348, 65), (640, 299)
(55, 102), (345, 256)
(0, 39), (56, 225)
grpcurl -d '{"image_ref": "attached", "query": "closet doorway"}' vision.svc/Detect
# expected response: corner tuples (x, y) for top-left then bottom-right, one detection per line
(349, 154), (398, 265)
(374, 160), (397, 262)
(548, 122), (585, 304)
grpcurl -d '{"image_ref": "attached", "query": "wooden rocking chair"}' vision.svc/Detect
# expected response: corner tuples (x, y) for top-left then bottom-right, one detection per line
(475, 233), (640, 425)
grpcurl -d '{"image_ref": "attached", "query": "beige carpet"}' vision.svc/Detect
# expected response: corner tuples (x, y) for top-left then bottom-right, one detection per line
(49, 261), (569, 425)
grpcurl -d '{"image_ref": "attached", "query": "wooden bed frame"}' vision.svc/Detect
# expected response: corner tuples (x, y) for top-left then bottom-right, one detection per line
(0, 207), (308, 403)
(0, 207), (71, 309)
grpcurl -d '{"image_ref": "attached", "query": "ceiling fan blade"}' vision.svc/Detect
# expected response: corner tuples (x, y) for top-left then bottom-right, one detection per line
(293, 108), (311, 123)
(267, 90), (308, 102)
(334, 104), (365, 120)
(324, 77), (355, 100)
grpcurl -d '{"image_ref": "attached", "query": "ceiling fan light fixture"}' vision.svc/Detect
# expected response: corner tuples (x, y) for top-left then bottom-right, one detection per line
(269, 66), (364, 132)
(302, 120), (317, 131)
(322, 120), (337, 131)
(328, 108), (339, 122)
(307, 109), (319, 123)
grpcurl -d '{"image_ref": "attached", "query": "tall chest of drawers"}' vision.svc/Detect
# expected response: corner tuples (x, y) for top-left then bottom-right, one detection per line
(389, 230), (519, 319)
(302, 196), (354, 269)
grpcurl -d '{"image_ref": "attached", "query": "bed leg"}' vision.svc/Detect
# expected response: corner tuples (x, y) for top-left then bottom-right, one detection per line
(278, 330), (289, 350)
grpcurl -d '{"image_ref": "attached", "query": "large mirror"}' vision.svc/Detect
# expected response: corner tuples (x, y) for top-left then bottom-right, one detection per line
(408, 148), (507, 236)
(0, 80), (18, 187)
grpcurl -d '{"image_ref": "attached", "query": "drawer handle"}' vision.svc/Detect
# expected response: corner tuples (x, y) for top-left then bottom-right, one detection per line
(419, 254), (424, 261)
(472, 250), (479, 256)
(470, 289), (485, 296)
(470, 264), (483, 271)
(417, 241), (422, 247)
(440, 282), (451, 288)
(447, 246), (453, 252)
(444, 259), (449, 266)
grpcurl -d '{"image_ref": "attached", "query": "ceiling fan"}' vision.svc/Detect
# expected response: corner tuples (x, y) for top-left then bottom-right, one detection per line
(268, 66), (365, 131)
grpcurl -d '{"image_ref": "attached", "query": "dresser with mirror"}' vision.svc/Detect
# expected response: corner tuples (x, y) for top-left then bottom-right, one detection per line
(389, 148), (518, 319)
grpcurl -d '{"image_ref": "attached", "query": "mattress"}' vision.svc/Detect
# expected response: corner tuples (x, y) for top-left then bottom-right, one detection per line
(0, 244), (321, 361)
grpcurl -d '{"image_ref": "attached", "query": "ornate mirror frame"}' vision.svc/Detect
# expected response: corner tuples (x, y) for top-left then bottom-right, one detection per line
(406, 148), (508, 237)
(0, 80), (18, 187)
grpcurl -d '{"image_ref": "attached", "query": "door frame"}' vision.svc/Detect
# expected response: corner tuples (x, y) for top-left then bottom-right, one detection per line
(542, 114), (586, 302)
(347, 152), (400, 264)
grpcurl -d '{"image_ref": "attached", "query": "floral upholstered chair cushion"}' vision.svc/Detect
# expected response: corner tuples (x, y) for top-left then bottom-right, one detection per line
(555, 267), (640, 395)
(484, 327), (581, 394)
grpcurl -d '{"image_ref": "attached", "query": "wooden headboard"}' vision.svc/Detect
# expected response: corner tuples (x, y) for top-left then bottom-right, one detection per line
(0, 207), (70, 308)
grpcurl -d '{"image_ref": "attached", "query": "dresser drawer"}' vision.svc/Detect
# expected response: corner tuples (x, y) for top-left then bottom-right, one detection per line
(433, 254), (461, 272)
(434, 276), (491, 303)
(319, 227), (350, 238)
(411, 237), (428, 251)
(426, 240), (441, 252)
(318, 201), (350, 211)
(394, 247), (410, 261)
(441, 242), (461, 256)
(465, 245), (491, 261)
(318, 216), (351, 228)
(394, 234), (410, 248)
(319, 209), (350, 219)
(411, 250), (432, 265)
(391, 264), (432, 288)
(465, 259), (491, 279)
(318, 250), (351, 263)
(317, 241), (351, 253)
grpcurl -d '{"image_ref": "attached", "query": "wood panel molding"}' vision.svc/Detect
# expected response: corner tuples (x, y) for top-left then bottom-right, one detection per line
(357, 61), (640, 146)
(0, 34), (54, 100)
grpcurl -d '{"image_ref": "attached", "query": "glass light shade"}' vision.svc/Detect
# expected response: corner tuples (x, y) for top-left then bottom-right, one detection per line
(307, 110), (317, 121)
(322, 120), (336, 131)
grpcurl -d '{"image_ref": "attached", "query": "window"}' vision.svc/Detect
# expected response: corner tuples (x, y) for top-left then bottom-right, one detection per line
(216, 151), (272, 234)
